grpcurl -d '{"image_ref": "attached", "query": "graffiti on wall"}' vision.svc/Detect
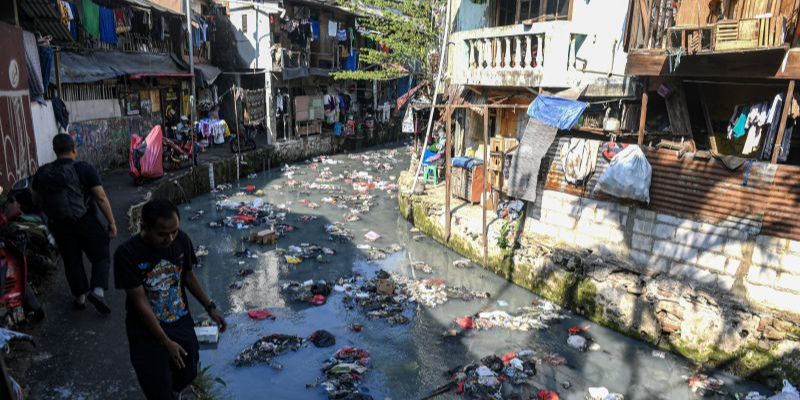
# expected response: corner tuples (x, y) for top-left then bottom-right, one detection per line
(0, 22), (38, 190)
(69, 113), (162, 171)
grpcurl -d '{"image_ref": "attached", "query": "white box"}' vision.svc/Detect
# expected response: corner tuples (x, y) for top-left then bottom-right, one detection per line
(195, 326), (220, 344)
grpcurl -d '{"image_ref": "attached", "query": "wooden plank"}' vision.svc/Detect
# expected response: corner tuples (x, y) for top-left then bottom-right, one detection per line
(664, 78), (695, 140)
(698, 84), (719, 152)
(625, 52), (668, 75)
(772, 80), (795, 163)
(638, 78), (649, 145)
(445, 108), (452, 241)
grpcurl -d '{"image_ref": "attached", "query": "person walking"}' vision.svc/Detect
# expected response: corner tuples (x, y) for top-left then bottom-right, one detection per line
(114, 199), (226, 400)
(32, 133), (116, 313)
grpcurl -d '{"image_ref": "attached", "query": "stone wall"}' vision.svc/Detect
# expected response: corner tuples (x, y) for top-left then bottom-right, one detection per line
(398, 174), (800, 387)
(69, 113), (162, 171)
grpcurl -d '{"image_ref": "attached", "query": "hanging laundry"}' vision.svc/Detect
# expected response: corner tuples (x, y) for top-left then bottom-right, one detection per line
(742, 103), (768, 155)
(67, 2), (78, 39)
(337, 28), (347, 42)
(328, 20), (338, 37)
(760, 93), (785, 161)
(560, 138), (601, 186)
(82, 0), (100, 39)
(310, 19), (320, 42)
(114, 8), (130, 34)
(58, 1), (72, 31)
(98, 6), (118, 44)
(728, 105), (748, 139)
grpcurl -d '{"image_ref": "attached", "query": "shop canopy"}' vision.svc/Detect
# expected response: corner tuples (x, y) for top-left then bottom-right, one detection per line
(51, 51), (191, 84)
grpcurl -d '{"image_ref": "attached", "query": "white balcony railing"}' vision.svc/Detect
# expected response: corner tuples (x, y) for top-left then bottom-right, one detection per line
(465, 33), (544, 73)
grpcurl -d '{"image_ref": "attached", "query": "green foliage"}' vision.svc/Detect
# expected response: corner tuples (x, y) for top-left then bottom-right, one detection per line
(333, 0), (444, 81)
(190, 364), (228, 400)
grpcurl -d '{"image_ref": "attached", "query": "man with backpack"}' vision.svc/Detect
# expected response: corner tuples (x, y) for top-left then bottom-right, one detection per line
(32, 134), (117, 314)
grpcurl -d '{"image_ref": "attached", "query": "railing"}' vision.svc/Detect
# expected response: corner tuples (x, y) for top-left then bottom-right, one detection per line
(94, 35), (172, 54)
(464, 33), (544, 73)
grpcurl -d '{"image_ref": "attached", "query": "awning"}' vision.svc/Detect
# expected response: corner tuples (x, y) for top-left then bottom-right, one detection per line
(52, 51), (188, 84)
(193, 63), (222, 86)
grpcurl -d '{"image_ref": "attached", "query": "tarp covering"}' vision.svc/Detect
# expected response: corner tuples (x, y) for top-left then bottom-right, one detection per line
(51, 51), (188, 84)
(282, 67), (333, 80)
(506, 117), (559, 203)
(527, 96), (588, 130)
(192, 63), (222, 86)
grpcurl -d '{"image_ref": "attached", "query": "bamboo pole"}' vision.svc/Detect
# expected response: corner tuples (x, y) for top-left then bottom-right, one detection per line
(482, 104), (489, 268)
(638, 77), (649, 145)
(445, 107), (453, 241)
(771, 80), (796, 163)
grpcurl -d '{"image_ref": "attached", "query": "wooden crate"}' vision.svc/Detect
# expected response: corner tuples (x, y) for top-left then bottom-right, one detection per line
(715, 19), (760, 51)
(452, 166), (468, 197)
(667, 26), (714, 53)
(488, 170), (503, 191)
(488, 153), (504, 172)
(490, 137), (504, 153)
(452, 166), (484, 204)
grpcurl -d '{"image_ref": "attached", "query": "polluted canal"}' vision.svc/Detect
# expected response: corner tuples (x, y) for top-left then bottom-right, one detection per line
(180, 144), (767, 399)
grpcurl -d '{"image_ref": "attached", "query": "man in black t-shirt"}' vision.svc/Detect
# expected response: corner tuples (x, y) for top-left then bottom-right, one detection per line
(32, 134), (117, 313)
(115, 199), (226, 400)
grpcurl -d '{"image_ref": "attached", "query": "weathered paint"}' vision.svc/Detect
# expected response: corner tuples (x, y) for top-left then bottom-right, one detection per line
(0, 22), (38, 189)
(69, 113), (163, 171)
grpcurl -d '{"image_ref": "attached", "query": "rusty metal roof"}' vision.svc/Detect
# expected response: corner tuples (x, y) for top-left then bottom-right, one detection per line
(19, 0), (73, 42)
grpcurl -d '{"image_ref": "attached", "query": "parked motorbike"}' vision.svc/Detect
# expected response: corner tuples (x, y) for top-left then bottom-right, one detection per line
(163, 136), (193, 171)
(230, 121), (258, 153)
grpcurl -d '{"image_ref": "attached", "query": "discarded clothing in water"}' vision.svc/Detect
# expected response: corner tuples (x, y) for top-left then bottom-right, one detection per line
(309, 347), (372, 400)
(309, 330), (336, 348)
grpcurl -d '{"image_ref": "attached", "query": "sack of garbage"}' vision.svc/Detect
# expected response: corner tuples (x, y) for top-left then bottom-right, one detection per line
(770, 380), (800, 400)
(594, 145), (652, 203)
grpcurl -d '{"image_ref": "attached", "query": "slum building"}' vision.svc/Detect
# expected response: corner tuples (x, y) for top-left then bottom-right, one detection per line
(408, 0), (800, 379)
(212, 0), (413, 146)
(1, 0), (224, 174)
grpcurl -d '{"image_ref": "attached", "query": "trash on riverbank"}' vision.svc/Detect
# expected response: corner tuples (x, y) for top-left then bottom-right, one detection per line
(685, 373), (725, 396)
(325, 223), (354, 242)
(234, 334), (306, 369)
(411, 261), (433, 274)
(308, 347), (372, 400)
(195, 245), (209, 257)
(587, 387), (624, 400)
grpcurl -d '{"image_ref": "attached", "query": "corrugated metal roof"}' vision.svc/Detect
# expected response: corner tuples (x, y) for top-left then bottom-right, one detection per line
(537, 139), (800, 239)
(20, 0), (74, 42)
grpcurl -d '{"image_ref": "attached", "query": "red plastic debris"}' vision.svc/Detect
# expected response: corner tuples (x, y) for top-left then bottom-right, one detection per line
(456, 381), (465, 394)
(245, 184), (256, 192)
(568, 325), (588, 335)
(425, 278), (446, 286)
(310, 294), (327, 305)
(247, 309), (275, 320)
(536, 389), (560, 400)
(455, 316), (475, 330)
(232, 215), (257, 223)
(351, 324), (363, 332)
(501, 352), (517, 365)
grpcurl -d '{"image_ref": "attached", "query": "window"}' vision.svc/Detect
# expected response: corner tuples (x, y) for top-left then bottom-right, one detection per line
(493, 0), (571, 25)
(242, 14), (248, 33)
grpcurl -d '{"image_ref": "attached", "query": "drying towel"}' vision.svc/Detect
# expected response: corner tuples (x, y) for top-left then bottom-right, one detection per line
(82, 0), (100, 39)
(98, 6), (118, 44)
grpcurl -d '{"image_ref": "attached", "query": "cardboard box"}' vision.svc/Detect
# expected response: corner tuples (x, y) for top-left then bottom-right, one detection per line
(490, 137), (504, 153)
(195, 326), (220, 344)
(250, 229), (278, 245)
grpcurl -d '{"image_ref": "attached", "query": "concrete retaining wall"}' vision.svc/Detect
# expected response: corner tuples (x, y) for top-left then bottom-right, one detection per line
(398, 175), (800, 387)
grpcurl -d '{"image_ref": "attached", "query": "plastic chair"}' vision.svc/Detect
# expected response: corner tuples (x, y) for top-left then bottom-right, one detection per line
(423, 165), (439, 185)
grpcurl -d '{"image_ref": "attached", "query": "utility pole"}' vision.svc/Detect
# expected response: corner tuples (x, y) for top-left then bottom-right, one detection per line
(185, 0), (197, 165)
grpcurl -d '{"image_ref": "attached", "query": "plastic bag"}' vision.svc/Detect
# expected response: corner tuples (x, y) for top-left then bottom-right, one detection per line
(769, 380), (800, 400)
(594, 145), (652, 203)
(129, 125), (164, 179)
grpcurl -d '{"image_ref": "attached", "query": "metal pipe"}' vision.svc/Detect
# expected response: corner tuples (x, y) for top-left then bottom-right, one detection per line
(186, 0), (197, 166)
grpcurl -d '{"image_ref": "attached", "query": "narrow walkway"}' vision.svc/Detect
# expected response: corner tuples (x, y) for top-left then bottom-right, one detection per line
(20, 137), (272, 399)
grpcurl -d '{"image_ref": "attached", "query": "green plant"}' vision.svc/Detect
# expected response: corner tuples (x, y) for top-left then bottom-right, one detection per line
(190, 364), (228, 400)
(333, 0), (444, 81)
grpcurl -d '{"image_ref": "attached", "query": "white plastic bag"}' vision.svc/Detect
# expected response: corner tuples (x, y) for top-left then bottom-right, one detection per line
(769, 380), (800, 400)
(594, 145), (652, 203)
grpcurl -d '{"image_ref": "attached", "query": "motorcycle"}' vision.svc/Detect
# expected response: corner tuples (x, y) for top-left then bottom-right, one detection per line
(230, 121), (258, 153)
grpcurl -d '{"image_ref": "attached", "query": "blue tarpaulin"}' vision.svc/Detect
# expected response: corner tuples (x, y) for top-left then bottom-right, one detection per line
(527, 96), (588, 130)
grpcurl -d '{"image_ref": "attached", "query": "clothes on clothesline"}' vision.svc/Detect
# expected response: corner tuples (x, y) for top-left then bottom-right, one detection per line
(198, 118), (229, 145)
(98, 6), (118, 44)
(560, 138), (601, 186)
(726, 94), (789, 158)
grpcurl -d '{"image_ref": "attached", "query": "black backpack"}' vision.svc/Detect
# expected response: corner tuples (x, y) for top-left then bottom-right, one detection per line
(37, 161), (88, 222)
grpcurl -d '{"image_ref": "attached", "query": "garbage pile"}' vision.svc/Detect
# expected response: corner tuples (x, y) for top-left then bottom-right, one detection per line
(309, 347), (373, 400)
(340, 270), (411, 325)
(737, 380), (800, 400)
(325, 223), (354, 242)
(453, 302), (563, 332)
(281, 280), (332, 305)
(234, 334), (306, 369)
(356, 243), (404, 261)
(281, 243), (336, 264)
(392, 275), (491, 307)
(450, 351), (537, 399)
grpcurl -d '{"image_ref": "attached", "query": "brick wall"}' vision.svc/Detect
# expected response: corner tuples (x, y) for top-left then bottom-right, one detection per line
(524, 189), (800, 316)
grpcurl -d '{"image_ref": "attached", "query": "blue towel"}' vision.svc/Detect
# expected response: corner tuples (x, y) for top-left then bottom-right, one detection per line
(344, 53), (358, 71)
(310, 20), (321, 42)
(527, 96), (588, 130)
(732, 112), (747, 138)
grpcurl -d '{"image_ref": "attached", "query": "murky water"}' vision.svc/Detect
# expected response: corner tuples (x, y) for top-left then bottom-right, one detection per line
(181, 144), (765, 400)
